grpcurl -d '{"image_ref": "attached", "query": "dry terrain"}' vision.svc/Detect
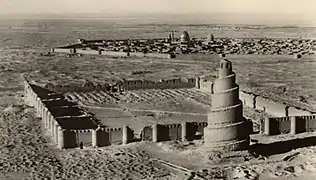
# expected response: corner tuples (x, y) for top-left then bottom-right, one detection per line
(0, 17), (316, 179)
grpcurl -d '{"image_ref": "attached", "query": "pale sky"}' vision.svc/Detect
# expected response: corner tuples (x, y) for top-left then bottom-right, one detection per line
(0, 0), (315, 15)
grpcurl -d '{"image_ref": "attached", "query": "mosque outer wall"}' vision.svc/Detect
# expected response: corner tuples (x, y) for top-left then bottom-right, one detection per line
(28, 72), (316, 147)
(288, 106), (312, 116)
(261, 115), (316, 136)
(140, 122), (210, 142)
(245, 92), (313, 116)
(27, 74), (316, 148)
(24, 68), (316, 149)
(24, 79), (218, 149)
(123, 78), (197, 90)
(43, 77), (198, 93)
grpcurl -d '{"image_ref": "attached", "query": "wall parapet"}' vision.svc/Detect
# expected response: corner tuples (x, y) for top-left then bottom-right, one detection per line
(240, 90), (314, 116)
(141, 121), (251, 143)
(43, 77), (197, 94)
(261, 115), (316, 136)
(122, 77), (196, 90)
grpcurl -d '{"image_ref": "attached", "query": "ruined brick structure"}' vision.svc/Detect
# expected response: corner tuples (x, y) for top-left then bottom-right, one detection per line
(43, 77), (198, 94)
(204, 59), (250, 151)
(23, 57), (316, 150)
(262, 115), (316, 136)
(23, 79), (210, 149)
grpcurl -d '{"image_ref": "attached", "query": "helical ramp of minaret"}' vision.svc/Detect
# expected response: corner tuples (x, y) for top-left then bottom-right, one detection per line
(204, 59), (250, 151)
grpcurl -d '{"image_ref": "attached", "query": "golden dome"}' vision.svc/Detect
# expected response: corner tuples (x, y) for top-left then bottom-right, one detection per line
(180, 31), (190, 42)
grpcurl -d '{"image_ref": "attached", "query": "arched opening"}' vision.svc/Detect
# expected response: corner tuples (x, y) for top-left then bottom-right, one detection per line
(79, 142), (84, 149)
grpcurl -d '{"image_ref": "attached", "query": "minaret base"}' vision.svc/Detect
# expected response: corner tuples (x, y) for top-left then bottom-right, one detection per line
(203, 138), (249, 152)
(203, 120), (250, 152)
(203, 119), (250, 152)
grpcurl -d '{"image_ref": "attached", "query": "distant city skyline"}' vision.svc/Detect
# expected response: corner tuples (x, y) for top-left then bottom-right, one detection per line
(0, 0), (315, 15)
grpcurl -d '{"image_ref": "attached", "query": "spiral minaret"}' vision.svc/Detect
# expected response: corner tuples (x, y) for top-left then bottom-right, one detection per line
(204, 59), (249, 151)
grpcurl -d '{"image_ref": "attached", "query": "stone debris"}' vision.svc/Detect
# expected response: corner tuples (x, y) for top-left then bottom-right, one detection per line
(283, 152), (300, 162)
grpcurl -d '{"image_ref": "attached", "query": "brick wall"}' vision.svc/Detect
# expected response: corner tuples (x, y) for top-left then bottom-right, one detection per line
(141, 122), (208, 142)
(261, 115), (316, 136)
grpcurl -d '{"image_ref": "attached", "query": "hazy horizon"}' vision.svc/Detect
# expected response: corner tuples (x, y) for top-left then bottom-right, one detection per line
(1, 0), (315, 26)
(1, 0), (315, 14)
(0, 13), (315, 27)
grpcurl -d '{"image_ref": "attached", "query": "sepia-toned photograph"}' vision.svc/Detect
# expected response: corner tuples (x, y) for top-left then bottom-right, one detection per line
(0, 0), (315, 179)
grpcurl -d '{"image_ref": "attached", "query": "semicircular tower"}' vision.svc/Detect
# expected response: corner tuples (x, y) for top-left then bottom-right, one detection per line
(204, 59), (249, 151)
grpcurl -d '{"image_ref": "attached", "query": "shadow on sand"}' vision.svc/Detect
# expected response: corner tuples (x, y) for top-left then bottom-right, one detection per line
(249, 136), (316, 157)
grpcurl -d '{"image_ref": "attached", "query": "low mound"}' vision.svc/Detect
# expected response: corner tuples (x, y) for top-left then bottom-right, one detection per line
(3, 105), (23, 113)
